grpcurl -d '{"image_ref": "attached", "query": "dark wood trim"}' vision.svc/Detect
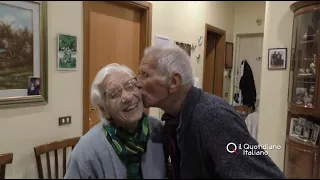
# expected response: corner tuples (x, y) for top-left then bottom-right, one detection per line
(0, 153), (13, 166)
(202, 23), (226, 97)
(0, 153), (13, 179)
(290, 1), (320, 13)
(83, 1), (90, 135)
(82, 1), (152, 135)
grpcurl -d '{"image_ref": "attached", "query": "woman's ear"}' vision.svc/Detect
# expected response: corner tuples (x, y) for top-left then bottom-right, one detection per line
(98, 104), (111, 119)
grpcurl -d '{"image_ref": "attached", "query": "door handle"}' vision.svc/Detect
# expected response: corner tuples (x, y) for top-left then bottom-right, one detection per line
(90, 108), (96, 111)
(89, 117), (92, 125)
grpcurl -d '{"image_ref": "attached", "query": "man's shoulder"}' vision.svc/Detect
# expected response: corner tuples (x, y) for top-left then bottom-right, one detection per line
(192, 91), (246, 132)
(195, 92), (235, 119)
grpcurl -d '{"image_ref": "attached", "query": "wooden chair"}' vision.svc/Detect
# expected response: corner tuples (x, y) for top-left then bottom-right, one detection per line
(34, 137), (80, 179)
(0, 153), (13, 179)
(234, 105), (253, 116)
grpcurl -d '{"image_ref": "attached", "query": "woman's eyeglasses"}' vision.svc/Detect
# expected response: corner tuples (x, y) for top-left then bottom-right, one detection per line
(104, 77), (138, 101)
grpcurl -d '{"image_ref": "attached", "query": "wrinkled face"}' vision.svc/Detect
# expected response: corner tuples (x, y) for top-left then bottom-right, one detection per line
(102, 70), (144, 126)
(136, 56), (169, 108)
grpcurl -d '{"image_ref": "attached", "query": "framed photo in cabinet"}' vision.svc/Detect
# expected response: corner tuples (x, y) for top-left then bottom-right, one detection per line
(289, 118), (300, 137)
(268, 48), (287, 70)
(310, 124), (320, 145)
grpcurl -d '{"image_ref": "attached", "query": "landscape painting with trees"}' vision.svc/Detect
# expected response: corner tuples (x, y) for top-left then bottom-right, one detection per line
(58, 34), (77, 70)
(0, 3), (33, 90)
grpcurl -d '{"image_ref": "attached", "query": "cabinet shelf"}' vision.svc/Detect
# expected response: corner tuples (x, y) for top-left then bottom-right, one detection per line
(289, 105), (320, 117)
(300, 40), (316, 44)
(287, 136), (320, 149)
(296, 74), (316, 78)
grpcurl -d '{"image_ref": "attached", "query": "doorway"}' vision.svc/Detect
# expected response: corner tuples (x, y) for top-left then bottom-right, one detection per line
(231, 33), (264, 106)
(202, 24), (226, 97)
(82, 1), (152, 134)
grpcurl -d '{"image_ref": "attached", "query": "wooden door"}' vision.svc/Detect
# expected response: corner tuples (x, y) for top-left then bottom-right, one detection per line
(83, 1), (152, 134)
(202, 24), (226, 97)
(203, 33), (216, 93)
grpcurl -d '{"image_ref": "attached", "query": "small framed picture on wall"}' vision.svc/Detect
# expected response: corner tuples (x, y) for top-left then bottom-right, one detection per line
(268, 48), (287, 70)
(225, 42), (233, 69)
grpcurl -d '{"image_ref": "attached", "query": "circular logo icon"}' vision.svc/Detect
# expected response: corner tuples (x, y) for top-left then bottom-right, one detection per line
(226, 142), (237, 154)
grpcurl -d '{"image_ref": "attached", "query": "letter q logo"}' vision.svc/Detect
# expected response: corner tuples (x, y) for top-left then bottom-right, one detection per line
(226, 142), (238, 154)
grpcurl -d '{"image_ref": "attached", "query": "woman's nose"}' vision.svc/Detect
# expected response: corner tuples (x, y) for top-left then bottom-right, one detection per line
(121, 90), (134, 103)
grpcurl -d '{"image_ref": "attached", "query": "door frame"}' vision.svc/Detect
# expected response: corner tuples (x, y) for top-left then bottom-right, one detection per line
(202, 23), (226, 97)
(82, 1), (152, 134)
(230, 33), (264, 103)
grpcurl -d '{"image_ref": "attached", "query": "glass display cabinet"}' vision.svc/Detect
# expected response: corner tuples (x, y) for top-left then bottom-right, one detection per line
(289, 4), (320, 113)
(285, 2), (320, 179)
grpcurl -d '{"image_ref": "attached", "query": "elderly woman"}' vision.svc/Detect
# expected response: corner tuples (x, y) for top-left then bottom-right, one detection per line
(64, 63), (165, 179)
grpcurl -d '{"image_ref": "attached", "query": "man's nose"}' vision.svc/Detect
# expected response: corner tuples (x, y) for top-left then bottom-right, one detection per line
(135, 77), (143, 89)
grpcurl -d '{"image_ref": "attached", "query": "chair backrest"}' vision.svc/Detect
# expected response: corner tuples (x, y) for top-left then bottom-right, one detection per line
(234, 105), (253, 116)
(0, 153), (13, 179)
(34, 137), (80, 179)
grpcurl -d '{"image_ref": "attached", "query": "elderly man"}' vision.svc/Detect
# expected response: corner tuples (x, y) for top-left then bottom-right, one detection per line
(136, 43), (286, 179)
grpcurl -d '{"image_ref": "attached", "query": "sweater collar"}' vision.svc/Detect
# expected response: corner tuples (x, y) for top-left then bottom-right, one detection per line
(161, 86), (203, 139)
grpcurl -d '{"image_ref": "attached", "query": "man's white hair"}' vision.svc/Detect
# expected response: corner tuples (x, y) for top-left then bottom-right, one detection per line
(144, 43), (194, 85)
(90, 63), (135, 124)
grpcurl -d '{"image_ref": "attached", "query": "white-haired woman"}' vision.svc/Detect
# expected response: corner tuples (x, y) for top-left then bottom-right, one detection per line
(65, 63), (166, 179)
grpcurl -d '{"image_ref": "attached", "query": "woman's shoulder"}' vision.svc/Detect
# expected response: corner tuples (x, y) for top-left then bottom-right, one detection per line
(71, 123), (110, 160)
(147, 115), (164, 143)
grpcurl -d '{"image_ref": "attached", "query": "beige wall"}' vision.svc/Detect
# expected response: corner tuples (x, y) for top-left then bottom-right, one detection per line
(258, 1), (296, 170)
(149, 1), (235, 117)
(0, 2), (83, 178)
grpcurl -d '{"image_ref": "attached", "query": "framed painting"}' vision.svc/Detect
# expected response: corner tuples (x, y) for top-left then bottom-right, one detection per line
(268, 48), (287, 70)
(57, 34), (77, 71)
(0, 1), (48, 108)
(175, 41), (191, 56)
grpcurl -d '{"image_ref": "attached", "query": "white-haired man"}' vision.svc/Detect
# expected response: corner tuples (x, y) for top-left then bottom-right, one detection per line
(136, 43), (286, 179)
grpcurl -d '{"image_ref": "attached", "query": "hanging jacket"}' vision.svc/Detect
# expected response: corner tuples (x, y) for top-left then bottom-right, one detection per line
(239, 60), (256, 110)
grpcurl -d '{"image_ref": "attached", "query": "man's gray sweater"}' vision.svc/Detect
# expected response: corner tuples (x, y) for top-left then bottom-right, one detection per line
(164, 86), (286, 179)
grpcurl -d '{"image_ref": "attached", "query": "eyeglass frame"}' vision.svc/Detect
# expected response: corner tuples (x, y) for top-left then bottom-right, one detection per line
(103, 77), (139, 102)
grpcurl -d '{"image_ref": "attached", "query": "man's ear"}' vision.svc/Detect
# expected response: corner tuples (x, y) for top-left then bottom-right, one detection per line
(168, 73), (182, 93)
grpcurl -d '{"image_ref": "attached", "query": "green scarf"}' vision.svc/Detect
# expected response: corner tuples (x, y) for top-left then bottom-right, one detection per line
(103, 113), (150, 179)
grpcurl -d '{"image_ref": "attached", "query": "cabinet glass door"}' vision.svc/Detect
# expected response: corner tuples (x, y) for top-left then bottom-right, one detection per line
(290, 11), (319, 108)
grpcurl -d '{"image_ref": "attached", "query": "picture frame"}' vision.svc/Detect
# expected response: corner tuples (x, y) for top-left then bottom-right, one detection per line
(57, 34), (77, 71)
(289, 118), (300, 137)
(268, 48), (287, 70)
(175, 41), (191, 57)
(0, 1), (48, 108)
(225, 42), (233, 69)
(310, 124), (320, 145)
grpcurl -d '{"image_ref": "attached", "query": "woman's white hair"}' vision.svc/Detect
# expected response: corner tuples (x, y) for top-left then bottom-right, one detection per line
(143, 43), (194, 85)
(90, 63), (136, 124)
